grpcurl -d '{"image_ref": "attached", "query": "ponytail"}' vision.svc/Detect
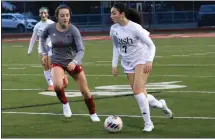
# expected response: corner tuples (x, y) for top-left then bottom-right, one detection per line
(125, 8), (142, 25)
(113, 3), (142, 25)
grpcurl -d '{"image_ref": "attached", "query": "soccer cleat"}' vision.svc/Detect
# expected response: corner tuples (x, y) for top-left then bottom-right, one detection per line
(63, 75), (69, 88)
(90, 113), (100, 122)
(63, 103), (72, 117)
(159, 99), (173, 119)
(47, 85), (54, 91)
(143, 123), (154, 132)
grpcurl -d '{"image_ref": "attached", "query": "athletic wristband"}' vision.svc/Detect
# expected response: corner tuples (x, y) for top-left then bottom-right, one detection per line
(70, 60), (77, 65)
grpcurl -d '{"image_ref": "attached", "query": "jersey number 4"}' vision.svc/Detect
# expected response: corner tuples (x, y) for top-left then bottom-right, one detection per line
(122, 45), (127, 53)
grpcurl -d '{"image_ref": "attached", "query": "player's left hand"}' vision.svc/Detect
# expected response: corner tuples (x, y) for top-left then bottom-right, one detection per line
(42, 55), (48, 65)
(144, 62), (152, 74)
(67, 62), (76, 71)
(27, 50), (32, 55)
(112, 66), (118, 77)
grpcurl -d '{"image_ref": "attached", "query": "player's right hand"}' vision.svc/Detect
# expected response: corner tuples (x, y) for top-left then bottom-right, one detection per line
(42, 55), (48, 65)
(27, 47), (32, 55)
(112, 67), (118, 77)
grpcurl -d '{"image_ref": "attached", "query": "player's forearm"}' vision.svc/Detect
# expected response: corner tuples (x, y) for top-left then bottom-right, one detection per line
(147, 43), (156, 62)
(110, 35), (120, 67)
(112, 45), (120, 67)
(28, 33), (37, 54)
(73, 49), (85, 64)
(73, 36), (85, 64)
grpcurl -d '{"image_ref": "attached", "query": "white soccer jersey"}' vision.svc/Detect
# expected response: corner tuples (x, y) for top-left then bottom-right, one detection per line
(28, 19), (54, 54)
(110, 20), (156, 71)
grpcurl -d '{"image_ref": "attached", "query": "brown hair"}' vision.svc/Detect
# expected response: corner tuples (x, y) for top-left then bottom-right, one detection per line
(55, 4), (72, 19)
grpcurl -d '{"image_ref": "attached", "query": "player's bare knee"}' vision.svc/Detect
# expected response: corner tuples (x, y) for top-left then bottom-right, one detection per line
(53, 81), (64, 91)
(42, 63), (50, 70)
(48, 64), (52, 70)
(133, 86), (143, 94)
(54, 85), (63, 92)
(133, 89), (142, 95)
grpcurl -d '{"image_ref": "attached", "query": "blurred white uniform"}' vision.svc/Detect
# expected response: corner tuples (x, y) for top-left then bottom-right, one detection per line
(110, 20), (156, 73)
(28, 19), (54, 56)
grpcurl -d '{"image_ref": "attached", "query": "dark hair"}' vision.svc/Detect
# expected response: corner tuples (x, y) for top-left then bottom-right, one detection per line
(55, 4), (72, 19)
(113, 2), (142, 25)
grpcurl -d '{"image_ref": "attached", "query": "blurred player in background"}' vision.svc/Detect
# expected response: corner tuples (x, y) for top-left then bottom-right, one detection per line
(27, 7), (64, 91)
(110, 2), (173, 132)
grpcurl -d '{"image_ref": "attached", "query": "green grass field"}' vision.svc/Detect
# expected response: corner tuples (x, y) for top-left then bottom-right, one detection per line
(2, 36), (215, 138)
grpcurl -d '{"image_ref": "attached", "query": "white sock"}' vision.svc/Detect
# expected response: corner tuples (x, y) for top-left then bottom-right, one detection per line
(44, 70), (53, 86)
(135, 93), (152, 125)
(147, 94), (163, 109)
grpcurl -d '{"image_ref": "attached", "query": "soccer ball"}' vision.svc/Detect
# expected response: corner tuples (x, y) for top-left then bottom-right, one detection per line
(104, 115), (123, 133)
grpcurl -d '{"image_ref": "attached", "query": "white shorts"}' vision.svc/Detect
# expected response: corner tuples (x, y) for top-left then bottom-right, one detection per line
(38, 43), (52, 57)
(123, 59), (147, 74)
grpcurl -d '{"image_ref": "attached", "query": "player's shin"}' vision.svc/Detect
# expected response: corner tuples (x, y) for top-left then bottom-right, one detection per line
(44, 70), (53, 86)
(134, 93), (152, 125)
(84, 95), (100, 122)
(147, 94), (163, 108)
(55, 88), (68, 104)
(84, 95), (96, 114)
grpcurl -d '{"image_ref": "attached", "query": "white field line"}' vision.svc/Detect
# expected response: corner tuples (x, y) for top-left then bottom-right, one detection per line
(3, 63), (215, 67)
(2, 64), (41, 66)
(2, 89), (215, 94)
(172, 55), (190, 57)
(164, 91), (215, 94)
(2, 89), (79, 91)
(192, 53), (208, 56)
(30, 66), (43, 68)
(2, 74), (43, 76)
(2, 111), (215, 120)
(156, 64), (215, 66)
(8, 67), (26, 70)
(85, 44), (93, 46)
(96, 61), (111, 63)
(205, 52), (215, 54)
(208, 45), (215, 47)
(11, 45), (24, 48)
(2, 74), (215, 78)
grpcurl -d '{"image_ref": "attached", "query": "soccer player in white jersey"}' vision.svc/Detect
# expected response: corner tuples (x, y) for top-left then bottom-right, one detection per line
(110, 3), (173, 132)
(27, 7), (68, 91)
